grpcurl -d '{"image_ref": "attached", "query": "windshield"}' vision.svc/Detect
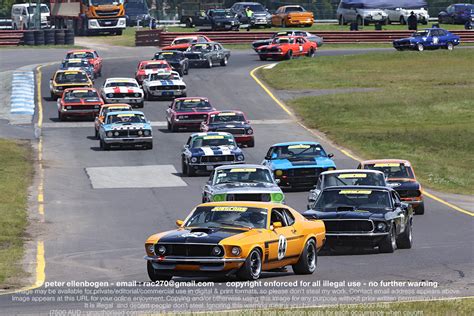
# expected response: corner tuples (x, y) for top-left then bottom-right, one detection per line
(189, 44), (212, 52)
(272, 38), (292, 44)
(90, 0), (124, 6)
(102, 106), (131, 115)
(413, 31), (429, 37)
(270, 144), (327, 159)
(149, 73), (178, 81)
(172, 38), (193, 45)
(211, 10), (233, 17)
(209, 112), (245, 123)
(124, 0), (147, 11)
(143, 63), (169, 70)
(155, 52), (181, 60)
(323, 173), (385, 188)
(214, 168), (273, 185)
(106, 113), (146, 124)
(191, 135), (235, 148)
(27, 5), (49, 14)
(364, 163), (414, 179)
(286, 6), (305, 12)
(63, 61), (89, 68)
(175, 99), (211, 111)
(246, 4), (265, 11)
(67, 52), (94, 59)
(185, 206), (267, 229)
(105, 81), (138, 88)
(64, 90), (99, 102)
(315, 189), (391, 212)
(55, 72), (88, 84)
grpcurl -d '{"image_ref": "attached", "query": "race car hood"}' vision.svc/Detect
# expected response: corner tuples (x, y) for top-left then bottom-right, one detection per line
(62, 99), (102, 106)
(103, 122), (151, 131)
(191, 146), (241, 156)
(175, 108), (214, 114)
(156, 227), (248, 244)
(145, 79), (185, 87)
(252, 39), (272, 48)
(162, 44), (191, 51)
(259, 43), (286, 50)
(303, 210), (390, 221)
(102, 86), (143, 94)
(386, 179), (420, 191)
(268, 156), (335, 169)
(211, 182), (280, 194)
(208, 122), (249, 129)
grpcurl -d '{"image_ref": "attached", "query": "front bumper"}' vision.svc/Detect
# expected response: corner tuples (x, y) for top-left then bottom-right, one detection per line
(88, 18), (126, 30)
(393, 42), (416, 49)
(60, 108), (100, 116)
(234, 135), (254, 143)
(286, 18), (313, 25)
(324, 233), (389, 247)
(190, 161), (244, 171)
(172, 119), (205, 127)
(257, 52), (286, 59)
(104, 97), (143, 104)
(148, 89), (186, 97)
(276, 175), (318, 188)
(146, 256), (244, 275)
(103, 136), (152, 144)
(251, 18), (271, 26)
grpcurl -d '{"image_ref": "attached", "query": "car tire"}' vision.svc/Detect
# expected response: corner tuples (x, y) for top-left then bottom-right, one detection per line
(184, 66), (189, 75)
(414, 202), (425, 215)
(247, 139), (255, 147)
(146, 143), (153, 150)
(292, 239), (317, 275)
(181, 158), (188, 175)
(147, 261), (172, 281)
(171, 123), (178, 132)
(100, 139), (110, 151)
(400, 16), (406, 25)
(379, 224), (397, 253)
(207, 58), (212, 68)
(396, 219), (413, 249)
(58, 111), (64, 121)
(416, 43), (424, 52)
(137, 102), (144, 108)
(338, 15), (344, 25)
(220, 56), (228, 66)
(446, 42), (454, 51)
(237, 248), (262, 280)
(259, 55), (267, 61)
(285, 50), (293, 60)
(307, 47), (315, 58)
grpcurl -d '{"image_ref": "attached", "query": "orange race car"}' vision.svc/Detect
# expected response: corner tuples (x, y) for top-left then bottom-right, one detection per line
(134, 60), (172, 85)
(57, 88), (103, 121)
(65, 49), (103, 78)
(162, 35), (212, 51)
(144, 202), (326, 281)
(272, 5), (314, 27)
(94, 103), (132, 139)
(255, 36), (317, 61)
(358, 159), (425, 215)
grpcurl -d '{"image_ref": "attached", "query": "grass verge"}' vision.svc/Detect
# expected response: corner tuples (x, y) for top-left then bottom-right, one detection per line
(76, 27), (137, 47)
(0, 139), (33, 288)
(259, 49), (474, 194)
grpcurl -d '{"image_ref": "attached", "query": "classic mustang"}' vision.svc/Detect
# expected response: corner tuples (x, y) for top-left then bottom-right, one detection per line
(59, 58), (95, 80)
(94, 103), (132, 139)
(162, 35), (211, 51)
(272, 5), (314, 27)
(202, 165), (285, 203)
(142, 71), (187, 100)
(184, 42), (231, 68)
(153, 50), (189, 76)
(256, 36), (317, 60)
(358, 159), (425, 215)
(252, 30), (323, 50)
(98, 111), (152, 150)
(166, 97), (215, 132)
(57, 88), (103, 121)
(262, 141), (336, 189)
(135, 60), (172, 85)
(393, 28), (460, 51)
(100, 78), (144, 108)
(144, 201), (326, 280)
(65, 49), (102, 78)
(307, 169), (387, 209)
(181, 132), (244, 176)
(200, 110), (254, 147)
(49, 70), (93, 100)
(304, 186), (413, 253)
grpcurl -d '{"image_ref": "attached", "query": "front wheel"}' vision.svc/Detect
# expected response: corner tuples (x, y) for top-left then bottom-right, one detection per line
(259, 55), (267, 61)
(147, 261), (172, 281)
(379, 224), (397, 253)
(247, 139), (255, 148)
(206, 58), (212, 68)
(396, 219), (413, 249)
(414, 203), (425, 215)
(285, 50), (293, 60)
(115, 29), (123, 36)
(237, 248), (262, 280)
(292, 239), (317, 275)
(446, 42), (454, 51)
(307, 47), (315, 58)
(416, 43), (424, 52)
(399, 16), (406, 25)
(100, 139), (110, 151)
(220, 56), (228, 66)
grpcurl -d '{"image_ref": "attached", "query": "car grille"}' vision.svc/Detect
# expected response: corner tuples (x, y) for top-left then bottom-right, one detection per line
(97, 19), (118, 27)
(228, 193), (270, 202)
(287, 168), (322, 177)
(259, 47), (279, 53)
(111, 130), (148, 137)
(201, 155), (235, 163)
(177, 114), (208, 120)
(216, 128), (245, 135)
(108, 93), (137, 98)
(156, 244), (223, 257)
(324, 220), (374, 233)
(96, 10), (120, 17)
(66, 105), (99, 110)
(150, 85), (185, 90)
(396, 189), (421, 198)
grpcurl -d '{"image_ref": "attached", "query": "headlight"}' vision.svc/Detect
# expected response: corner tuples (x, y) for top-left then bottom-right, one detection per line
(147, 245), (155, 254)
(157, 245), (166, 255)
(114, 131), (119, 136)
(246, 128), (253, 135)
(275, 170), (283, 177)
(212, 194), (226, 202)
(106, 131), (113, 137)
(236, 155), (244, 161)
(377, 222), (387, 231)
(66, 106), (72, 110)
(134, 93), (140, 97)
(144, 130), (151, 136)
(138, 130), (143, 136)
(107, 93), (113, 98)
(231, 247), (241, 256)
(271, 193), (284, 202)
(212, 246), (222, 256)
(190, 157), (198, 163)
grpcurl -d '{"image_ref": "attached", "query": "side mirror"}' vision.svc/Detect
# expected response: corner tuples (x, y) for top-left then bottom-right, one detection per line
(272, 222), (282, 229)
(184, 144), (189, 149)
(394, 202), (401, 208)
(264, 155), (271, 160)
(275, 178), (280, 184)
(328, 153), (334, 158)
(176, 219), (184, 227)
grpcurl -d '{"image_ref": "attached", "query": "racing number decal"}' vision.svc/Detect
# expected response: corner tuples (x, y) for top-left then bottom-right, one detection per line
(277, 235), (287, 260)
(299, 45), (303, 52)
(433, 37), (439, 44)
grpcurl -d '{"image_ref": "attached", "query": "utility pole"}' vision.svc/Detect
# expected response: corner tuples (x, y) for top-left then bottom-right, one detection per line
(35, 0), (42, 29)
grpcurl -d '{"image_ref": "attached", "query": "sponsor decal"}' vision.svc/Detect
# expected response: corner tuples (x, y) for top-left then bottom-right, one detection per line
(387, 182), (401, 188)
(181, 232), (208, 238)
(338, 173), (367, 179)
(211, 206), (248, 212)
(339, 190), (372, 195)
(218, 112), (236, 116)
(373, 163), (401, 167)
(203, 135), (225, 140)
(184, 99), (204, 102)
(288, 144), (311, 149)
(117, 113), (135, 117)
(230, 168), (257, 173)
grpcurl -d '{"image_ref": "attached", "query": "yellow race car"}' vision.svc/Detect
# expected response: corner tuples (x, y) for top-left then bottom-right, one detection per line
(144, 201), (326, 281)
(49, 69), (93, 100)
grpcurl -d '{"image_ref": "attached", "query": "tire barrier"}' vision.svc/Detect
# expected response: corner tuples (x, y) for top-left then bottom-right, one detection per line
(55, 29), (65, 45)
(23, 30), (35, 46)
(44, 29), (56, 45)
(64, 29), (75, 45)
(34, 30), (45, 46)
(0, 30), (76, 46)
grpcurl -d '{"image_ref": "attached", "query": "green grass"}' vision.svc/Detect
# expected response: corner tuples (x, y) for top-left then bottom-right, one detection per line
(203, 298), (473, 315)
(76, 27), (137, 47)
(259, 50), (474, 194)
(0, 139), (33, 289)
(0, 44), (84, 50)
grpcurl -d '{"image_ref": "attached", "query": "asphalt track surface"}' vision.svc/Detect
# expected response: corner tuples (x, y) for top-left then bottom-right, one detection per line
(0, 48), (473, 314)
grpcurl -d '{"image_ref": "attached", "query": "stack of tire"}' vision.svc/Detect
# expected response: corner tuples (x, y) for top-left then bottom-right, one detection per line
(23, 31), (35, 45)
(44, 29), (56, 45)
(55, 29), (65, 45)
(34, 30), (44, 45)
(65, 29), (74, 45)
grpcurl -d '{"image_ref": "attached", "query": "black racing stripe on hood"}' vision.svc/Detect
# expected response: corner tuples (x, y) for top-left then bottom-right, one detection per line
(158, 227), (244, 244)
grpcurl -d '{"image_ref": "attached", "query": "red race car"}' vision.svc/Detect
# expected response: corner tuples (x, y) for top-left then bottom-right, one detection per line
(65, 49), (103, 78)
(135, 60), (172, 85)
(200, 110), (255, 147)
(57, 88), (104, 121)
(256, 36), (317, 60)
(162, 35), (211, 51)
(166, 97), (216, 132)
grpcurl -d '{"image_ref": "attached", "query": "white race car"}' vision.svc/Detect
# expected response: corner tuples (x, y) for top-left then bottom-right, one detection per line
(142, 71), (187, 100)
(101, 78), (144, 108)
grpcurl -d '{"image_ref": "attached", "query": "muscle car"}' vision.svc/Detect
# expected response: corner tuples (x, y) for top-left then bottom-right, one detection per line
(98, 111), (153, 150)
(252, 30), (323, 51)
(144, 201), (326, 280)
(185, 9), (240, 31)
(262, 141), (336, 189)
(94, 103), (132, 139)
(153, 50), (189, 76)
(166, 97), (215, 132)
(393, 28), (460, 51)
(49, 70), (93, 100)
(202, 165), (285, 203)
(230, 2), (272, 27)
(60, 58), (95, 80)
(304, 186), (413, 253)
(184, 42), (231, 68)
(181, 132), (245, 176)
(358, 159), (425, 215)
(65, 49), (103, 78)
(135, 60), (172, 85)
(142, 71), (187, 100)
(57, 88), (103, 121)
(256, 36), (317, 60)
(438, 3), (474, 24)
(272, 5), (314, 27)
(101, 78), (144, 108)
(201, 110), (254, 147)
(162, 35), (211, 51)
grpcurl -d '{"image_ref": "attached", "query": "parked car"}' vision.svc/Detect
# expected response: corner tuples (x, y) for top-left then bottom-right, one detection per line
(438, 3), (474, 24)
(385, 7), (429, 25)
(124, 0), (151, 26)
(11, 3), (50, 30)
(183, 9), (240, 31)
(271, 5), (314, 27)
(230, 2), (272, 28)
(336, 0), (388, 25)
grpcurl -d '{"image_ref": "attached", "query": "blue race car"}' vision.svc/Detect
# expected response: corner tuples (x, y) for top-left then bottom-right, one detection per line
(181, 132), (245, 176)
(393, 28), (460, 52)
(60, 58), (95, 80)
(262, 141), (336, 189)
(99, 111), (153, 150)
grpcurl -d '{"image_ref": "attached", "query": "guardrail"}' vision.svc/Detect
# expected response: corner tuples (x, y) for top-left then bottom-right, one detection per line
(0, 30), (23, 46)
(0, 18), (13, 30)
(136, 30), (474, 47)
